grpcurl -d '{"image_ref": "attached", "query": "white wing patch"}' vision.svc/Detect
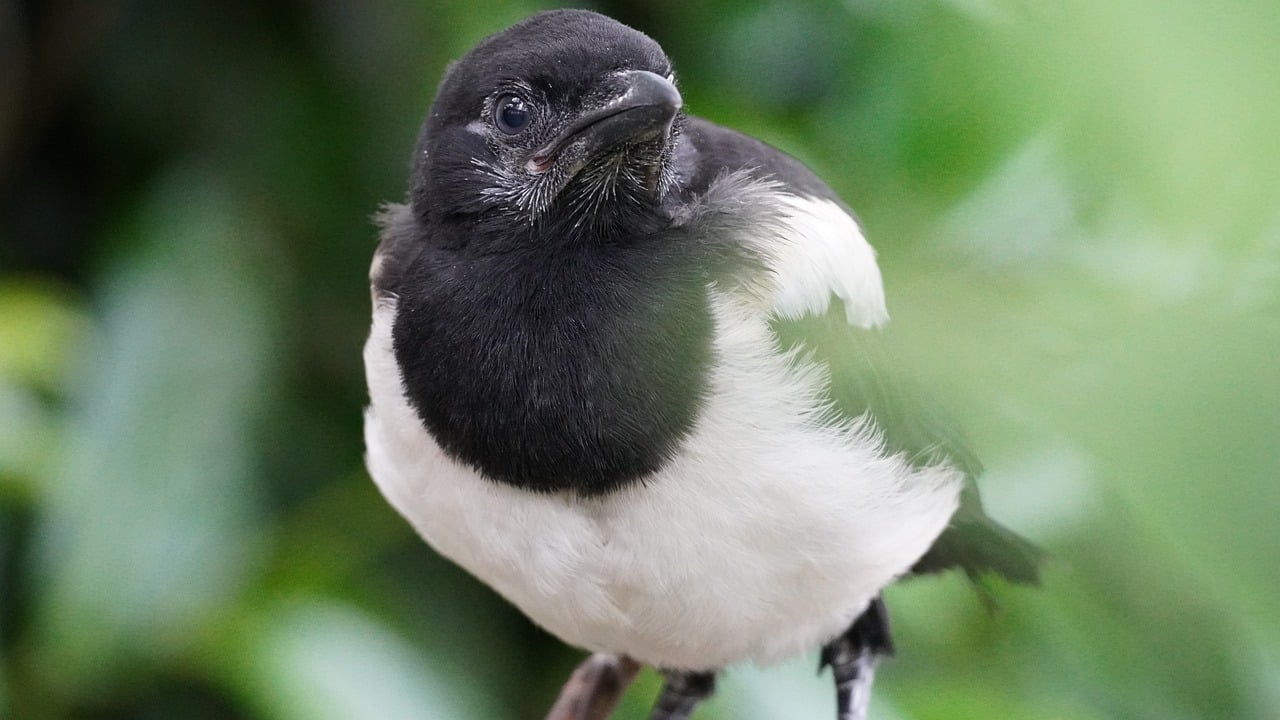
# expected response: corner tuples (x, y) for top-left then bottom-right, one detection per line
(764, 194), (888, 328)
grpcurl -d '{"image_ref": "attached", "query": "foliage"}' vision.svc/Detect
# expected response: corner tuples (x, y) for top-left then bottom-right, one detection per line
(2, 1), (1277, 718)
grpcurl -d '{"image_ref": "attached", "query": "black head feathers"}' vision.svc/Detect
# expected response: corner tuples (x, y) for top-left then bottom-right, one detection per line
(410, 10), (683, 233)
(427, 10), (671, 130)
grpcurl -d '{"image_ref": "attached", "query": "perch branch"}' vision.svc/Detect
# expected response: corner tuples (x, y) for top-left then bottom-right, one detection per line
(544, 653), (643, 720)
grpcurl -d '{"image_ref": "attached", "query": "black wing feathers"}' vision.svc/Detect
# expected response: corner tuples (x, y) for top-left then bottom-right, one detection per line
(912, 481), (1044, 586)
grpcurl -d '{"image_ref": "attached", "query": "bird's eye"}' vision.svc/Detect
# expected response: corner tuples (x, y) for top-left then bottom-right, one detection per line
(493, 94), (531, 135)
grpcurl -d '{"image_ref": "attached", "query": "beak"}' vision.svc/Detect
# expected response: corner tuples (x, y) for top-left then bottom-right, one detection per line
(527, 70), (682, 174)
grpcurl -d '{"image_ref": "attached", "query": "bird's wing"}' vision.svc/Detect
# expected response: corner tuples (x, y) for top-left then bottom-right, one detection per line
(772, 307), (1041, 588)
(680, 116), (1042, 587)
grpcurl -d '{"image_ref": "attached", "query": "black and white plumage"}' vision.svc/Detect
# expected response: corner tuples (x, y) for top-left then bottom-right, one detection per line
(363, 10), (1040, 719)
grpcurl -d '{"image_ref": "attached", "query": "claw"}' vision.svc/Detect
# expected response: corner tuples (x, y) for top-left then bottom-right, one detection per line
(821, 596), (894, 720)
(648, 669), (716, 720)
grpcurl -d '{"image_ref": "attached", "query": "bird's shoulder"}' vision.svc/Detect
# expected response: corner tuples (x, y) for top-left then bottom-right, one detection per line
(674, 115), (888, 330)
(676, 116), (845, 203)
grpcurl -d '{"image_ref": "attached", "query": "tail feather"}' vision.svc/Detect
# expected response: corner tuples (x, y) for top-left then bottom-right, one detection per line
(912, 517), (1045, 586)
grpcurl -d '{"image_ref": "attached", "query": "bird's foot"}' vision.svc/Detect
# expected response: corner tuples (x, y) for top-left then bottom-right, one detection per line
(648, 669), (715, 720)
(820, 596), (895, 720)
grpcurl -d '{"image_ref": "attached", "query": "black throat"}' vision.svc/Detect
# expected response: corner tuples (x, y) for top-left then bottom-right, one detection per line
(390, 215), (715, 496)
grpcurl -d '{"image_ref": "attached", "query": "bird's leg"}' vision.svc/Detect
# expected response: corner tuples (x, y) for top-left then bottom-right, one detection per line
(820, 596), (895, 720)
(544, 653), (642, 720)
(648, 669), (715, 720)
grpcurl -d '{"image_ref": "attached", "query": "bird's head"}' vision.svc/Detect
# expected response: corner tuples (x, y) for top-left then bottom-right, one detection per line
(411, 10), (684, 236)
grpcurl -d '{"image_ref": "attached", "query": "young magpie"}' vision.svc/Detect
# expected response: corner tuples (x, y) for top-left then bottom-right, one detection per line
(363, 9), (1040, 719)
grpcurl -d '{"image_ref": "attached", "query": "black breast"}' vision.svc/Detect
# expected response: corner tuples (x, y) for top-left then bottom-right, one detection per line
(391, 233), (714, 495)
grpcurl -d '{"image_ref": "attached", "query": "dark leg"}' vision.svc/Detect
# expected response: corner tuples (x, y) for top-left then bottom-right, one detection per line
(820, 596), (895, 720)
(648, 669), (716, 720)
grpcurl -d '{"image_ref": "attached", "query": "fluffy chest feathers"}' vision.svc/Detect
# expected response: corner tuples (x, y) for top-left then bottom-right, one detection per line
(363, 175), (963, 670)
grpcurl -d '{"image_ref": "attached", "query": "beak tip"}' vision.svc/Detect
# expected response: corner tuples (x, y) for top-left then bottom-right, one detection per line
(622, 69), (683, 114)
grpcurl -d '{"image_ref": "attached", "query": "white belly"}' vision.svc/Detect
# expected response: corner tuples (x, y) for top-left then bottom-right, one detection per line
(363, 289), (961, 670)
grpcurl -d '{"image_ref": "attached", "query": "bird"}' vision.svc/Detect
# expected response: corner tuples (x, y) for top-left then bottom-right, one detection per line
(362, 9), (1041, 720)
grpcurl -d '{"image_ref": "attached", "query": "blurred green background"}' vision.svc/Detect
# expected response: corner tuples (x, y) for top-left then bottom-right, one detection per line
(2, 0), (1278, 718)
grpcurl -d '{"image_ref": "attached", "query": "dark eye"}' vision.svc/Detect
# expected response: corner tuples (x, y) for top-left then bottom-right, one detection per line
(493, 94), (531, 135)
